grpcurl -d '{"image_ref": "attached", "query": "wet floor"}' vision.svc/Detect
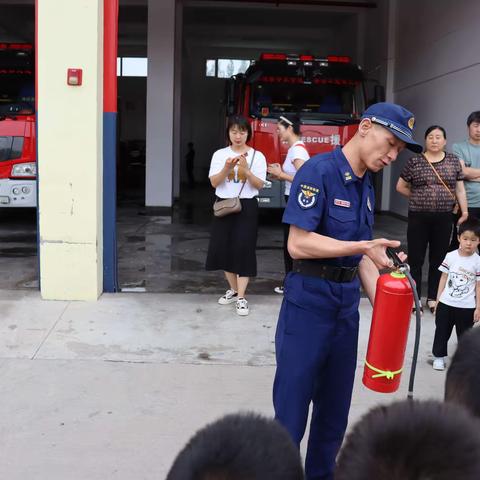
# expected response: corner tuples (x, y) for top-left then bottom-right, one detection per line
(0, 208), (38, 290)
(0, 185), (409, 293)
(117, 186), (288, 293)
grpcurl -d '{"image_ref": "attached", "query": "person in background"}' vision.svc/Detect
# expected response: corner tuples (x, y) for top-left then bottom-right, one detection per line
(166, 412), (304, 480)
(267, 115), (310, 295)
(335, 400), (480, 480)
(205, 115), (267, 316)
(396, 125), (468, 314)
(445, 326), (480, 418)
(450, 111), (480, 250)
(454, 111), (480, 218)
(431, 218), (480, 371)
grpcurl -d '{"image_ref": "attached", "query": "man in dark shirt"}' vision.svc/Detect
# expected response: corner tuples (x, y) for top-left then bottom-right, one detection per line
(273, 102), (422, 480)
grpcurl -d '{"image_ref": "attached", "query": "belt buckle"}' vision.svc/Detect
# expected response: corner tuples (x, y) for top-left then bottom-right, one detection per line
(338, 267), (352, 282)
(334, 268), (344, 282)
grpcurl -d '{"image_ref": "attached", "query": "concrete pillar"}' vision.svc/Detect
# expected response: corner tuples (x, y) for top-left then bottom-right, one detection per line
(145, 0), (175, 207)
(37, 0), (103, 300)
(381, 0), (397, 211)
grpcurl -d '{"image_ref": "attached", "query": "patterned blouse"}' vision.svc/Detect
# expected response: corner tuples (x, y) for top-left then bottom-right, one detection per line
(400, 152), (463, 212)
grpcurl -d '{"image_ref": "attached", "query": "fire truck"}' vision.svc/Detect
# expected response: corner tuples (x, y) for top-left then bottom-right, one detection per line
(0, 43), (36, 208)
(225, 52), (371, 208)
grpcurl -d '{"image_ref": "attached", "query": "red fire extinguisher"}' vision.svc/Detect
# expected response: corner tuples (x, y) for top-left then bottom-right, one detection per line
(363, 270), (414, 393)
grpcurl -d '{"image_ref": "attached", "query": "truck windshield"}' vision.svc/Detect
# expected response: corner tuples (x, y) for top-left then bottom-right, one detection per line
(0, 136), (24, 162)
(251, 80), (364, 120)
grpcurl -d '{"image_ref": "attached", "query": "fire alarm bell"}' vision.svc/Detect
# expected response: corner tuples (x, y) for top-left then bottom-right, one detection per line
(67, 68), (82, 86)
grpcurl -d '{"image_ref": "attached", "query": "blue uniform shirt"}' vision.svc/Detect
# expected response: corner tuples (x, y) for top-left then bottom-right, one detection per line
(283, 147), (374, 268)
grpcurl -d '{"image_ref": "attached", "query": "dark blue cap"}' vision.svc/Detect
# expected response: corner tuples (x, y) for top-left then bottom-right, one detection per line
(362, 102), (422, 153)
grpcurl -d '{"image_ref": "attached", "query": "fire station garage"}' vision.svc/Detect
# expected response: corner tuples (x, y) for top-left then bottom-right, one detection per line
(0, 0), (478, 300)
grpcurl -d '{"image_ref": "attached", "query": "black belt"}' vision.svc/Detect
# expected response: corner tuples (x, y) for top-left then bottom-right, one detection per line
(292, 260), (358, 283)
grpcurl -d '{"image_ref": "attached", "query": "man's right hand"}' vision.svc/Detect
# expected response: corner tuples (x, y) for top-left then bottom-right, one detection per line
(363, 238), (401, 269)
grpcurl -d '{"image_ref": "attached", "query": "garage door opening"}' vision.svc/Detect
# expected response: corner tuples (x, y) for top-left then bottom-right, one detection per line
(116, 0), (388, 293)
(0, 4), (37, 291)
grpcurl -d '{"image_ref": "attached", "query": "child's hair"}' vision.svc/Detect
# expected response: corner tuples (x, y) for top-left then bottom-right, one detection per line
(166, 412), (304, 480)
(458, 218), (480, 238)
(445, 328), (480, 418)
(335, 400), (480, 480)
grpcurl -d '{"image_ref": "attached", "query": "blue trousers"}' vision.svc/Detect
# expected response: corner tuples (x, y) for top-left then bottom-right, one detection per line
(273, 273), (360, 480)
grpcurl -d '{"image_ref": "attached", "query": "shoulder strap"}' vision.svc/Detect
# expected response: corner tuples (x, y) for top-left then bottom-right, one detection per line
(238, 150), (256, 196)
(425, 156), (456, 200)
(296, 142), (309, 152)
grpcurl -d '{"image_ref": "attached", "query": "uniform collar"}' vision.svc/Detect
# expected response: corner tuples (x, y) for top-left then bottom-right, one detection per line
(333, 146), (362, 185)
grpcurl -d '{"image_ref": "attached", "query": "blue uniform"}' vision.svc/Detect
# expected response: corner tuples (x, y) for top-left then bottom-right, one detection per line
(273, 146), (374, 480)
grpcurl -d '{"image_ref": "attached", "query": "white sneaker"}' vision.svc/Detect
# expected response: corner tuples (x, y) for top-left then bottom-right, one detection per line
(433, 357), (445, 371)
(274, 286), (284, 294)
(218, 289), (238, 305)
(236, 297), (249, 316)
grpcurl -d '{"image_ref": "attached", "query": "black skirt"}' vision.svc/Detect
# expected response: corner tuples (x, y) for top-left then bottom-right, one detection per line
(205, 198), (259, 277)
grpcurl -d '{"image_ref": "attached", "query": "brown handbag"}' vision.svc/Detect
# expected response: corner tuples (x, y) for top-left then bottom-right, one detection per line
(213, 196), (242, 217)
(213, 151), (256, 217)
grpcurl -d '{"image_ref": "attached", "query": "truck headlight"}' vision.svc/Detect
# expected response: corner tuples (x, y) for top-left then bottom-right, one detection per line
(11, 163), (37, 177)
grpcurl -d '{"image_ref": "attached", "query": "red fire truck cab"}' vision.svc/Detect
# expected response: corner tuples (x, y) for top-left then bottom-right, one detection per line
(0, 43), (36, 208)
(225, 53), (368, 208)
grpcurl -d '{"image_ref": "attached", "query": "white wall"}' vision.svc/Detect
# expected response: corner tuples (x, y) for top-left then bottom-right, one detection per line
(389, 0), (480, 216)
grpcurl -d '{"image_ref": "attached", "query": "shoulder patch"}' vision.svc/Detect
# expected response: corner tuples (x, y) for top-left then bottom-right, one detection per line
(297, 183), (320, 209)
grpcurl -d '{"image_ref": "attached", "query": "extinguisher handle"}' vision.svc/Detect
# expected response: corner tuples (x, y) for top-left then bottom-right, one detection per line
(386, 247), (405, 268)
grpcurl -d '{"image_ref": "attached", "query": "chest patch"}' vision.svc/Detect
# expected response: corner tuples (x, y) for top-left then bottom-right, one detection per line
(334, 198), (351, 208)
(297, 183), (320, 209)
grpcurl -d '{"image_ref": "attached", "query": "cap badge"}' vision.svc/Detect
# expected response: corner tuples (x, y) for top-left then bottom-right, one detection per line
(408, 117), (415, 130)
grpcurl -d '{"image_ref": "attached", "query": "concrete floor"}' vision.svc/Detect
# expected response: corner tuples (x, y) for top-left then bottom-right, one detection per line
(1, 289), (449, 480)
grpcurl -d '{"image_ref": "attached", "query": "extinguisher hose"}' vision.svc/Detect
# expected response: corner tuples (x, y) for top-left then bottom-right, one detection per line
(385, 247), (422, 400)
(403, 267), (422, 400)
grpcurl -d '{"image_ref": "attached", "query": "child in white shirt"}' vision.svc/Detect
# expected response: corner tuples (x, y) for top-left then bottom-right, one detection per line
(432, 219), (480, 370)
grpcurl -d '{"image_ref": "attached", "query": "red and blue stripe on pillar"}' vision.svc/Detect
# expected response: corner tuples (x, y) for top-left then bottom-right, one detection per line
(103, 0), (119, 292)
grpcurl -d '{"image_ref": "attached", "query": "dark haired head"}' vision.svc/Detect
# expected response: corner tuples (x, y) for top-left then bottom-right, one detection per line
(424, 125), (446, 139)
(445, 327), (480, 418)
(227, 115), (252, 143)
(335, 400), (480, 480)
(467, 111), (480, 126)
(278, 115), (301, 136)
(458, 217), (480, 238)
(166, 412), (304, 480)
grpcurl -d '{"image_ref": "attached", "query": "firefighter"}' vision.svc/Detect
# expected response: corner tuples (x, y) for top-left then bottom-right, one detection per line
(272, 102), (422, 480)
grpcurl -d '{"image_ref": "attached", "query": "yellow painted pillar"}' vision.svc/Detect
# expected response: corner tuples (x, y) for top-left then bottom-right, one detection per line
(37, 0), (103, 300)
